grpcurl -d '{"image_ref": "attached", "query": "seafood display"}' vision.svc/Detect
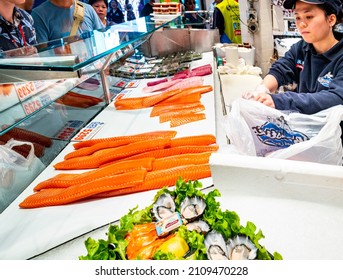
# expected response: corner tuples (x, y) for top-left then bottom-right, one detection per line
(55, 91), (103, 108)
(79, 179), (283, 260)
(114, 84), (212, 127)
(0, 127), (52, 158)
(142, 77), (205, 94)
(55, 133), (217, 170)
(19, 131), (218, 208)
(114, 85), (212, 110)
(109, 50), (203, 80)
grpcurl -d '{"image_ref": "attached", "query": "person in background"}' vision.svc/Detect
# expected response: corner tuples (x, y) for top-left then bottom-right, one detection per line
(126, 2), (136, 21)
(209, 0), (222, 28)
(107, 0), (124, 23)
(244, 0), (343, 141)
(209, 0), (222, 11)
(17, 0), (47, 11)
(31, 0), (104, 43)
(16, 0), (33, 11)
(183, 0), (205, 29)
(213, 0), (241, 43)
(140, 0), (154, 17)
(32, 0), (46, 8)
(138, 0), (144, 17)
(0, 0), (37, 52)
(88, 0), (114, 26)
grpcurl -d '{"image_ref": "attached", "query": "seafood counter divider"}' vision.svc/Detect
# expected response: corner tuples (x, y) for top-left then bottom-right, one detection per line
(0, 52), (217, 260)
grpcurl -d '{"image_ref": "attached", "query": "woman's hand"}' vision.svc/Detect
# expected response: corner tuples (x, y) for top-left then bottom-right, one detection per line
(242, 83), (276, 108)
(254, 92), (275, 108)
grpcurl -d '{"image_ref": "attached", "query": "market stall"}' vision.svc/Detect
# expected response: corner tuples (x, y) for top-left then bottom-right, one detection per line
(1, 12), (343, 261)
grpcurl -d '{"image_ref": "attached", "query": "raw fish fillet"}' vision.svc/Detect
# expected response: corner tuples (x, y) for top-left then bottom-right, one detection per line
(170, 113), (206, 127)
(142, 79), (182, 93)
(162, 77), (204, 92)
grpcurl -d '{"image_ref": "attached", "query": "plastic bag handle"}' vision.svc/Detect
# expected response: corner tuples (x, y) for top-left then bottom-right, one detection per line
(4, 139), (35, 167)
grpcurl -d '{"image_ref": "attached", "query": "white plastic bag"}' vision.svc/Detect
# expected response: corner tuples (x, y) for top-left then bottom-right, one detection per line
(0, 139), (45, 212)
(225, 98), (343, 165)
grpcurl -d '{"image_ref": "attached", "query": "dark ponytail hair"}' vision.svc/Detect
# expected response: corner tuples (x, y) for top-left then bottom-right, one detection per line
(318, 1), (343, 40)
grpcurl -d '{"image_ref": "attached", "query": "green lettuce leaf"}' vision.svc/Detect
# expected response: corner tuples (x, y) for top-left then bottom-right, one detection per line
(79, 178), (283, 260)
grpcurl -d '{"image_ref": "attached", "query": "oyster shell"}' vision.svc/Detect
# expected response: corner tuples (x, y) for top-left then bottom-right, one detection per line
(227, 235), (258, 260)
(152, 193), (176, 221)
(180, 196), (206, 221)
(204, 230), (228, 260)
(186, 220), (210, 234)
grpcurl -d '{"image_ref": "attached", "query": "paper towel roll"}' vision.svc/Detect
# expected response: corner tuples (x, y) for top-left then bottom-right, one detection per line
(238, 47), (255, 66)
(225, 46), (239, 67)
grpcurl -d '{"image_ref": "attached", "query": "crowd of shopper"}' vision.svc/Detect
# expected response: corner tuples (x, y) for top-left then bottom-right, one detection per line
(31, 0), (103, 43)
(6, 0), (141, 46)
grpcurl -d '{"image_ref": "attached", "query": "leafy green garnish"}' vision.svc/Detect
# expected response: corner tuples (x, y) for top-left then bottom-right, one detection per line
(79, 178), (282, 260)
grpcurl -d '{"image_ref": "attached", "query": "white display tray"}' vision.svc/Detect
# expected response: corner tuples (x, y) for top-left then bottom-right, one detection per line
(210, 152), (343, 260)
(150, 13), (180, 22)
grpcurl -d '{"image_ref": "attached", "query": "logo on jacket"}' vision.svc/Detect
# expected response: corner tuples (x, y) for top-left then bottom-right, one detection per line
(318, 72), (333, 88)
(296, 59), (304, 70)
(251, 116), (309, 147)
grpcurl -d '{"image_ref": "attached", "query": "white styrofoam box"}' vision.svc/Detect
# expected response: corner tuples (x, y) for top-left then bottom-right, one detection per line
(219, 74), (262, 105)
(209, 152), (343, 259)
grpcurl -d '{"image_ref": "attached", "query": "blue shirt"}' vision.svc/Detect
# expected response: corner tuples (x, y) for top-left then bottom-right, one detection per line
(31, 1), (104, 43)
(0, 8), (37, 52)
(269, 39), (343, 114)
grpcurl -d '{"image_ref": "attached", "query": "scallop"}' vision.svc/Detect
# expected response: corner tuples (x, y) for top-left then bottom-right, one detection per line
(152, 193), (176, 221)
(204, 230), (228, 260)
(227, 235), (258, 260)
(186, 220), (210, 234)
(180, 196), (206, 221)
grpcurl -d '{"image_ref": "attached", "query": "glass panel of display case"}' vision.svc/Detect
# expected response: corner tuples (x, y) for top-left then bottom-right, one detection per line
(0, 15), (182, 214)
(0, 17), (180, 75)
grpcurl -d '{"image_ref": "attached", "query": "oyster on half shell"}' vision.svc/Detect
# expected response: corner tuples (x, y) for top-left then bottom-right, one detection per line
(186, 220), (210, 234)
(204, 230), (228, 260)
(180, 196), (206, 222)
(227, 235), (258, 260)
(152, 193), (176, 221)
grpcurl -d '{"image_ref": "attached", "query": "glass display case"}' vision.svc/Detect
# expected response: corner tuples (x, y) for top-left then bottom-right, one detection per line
(0, 16), (182, 213)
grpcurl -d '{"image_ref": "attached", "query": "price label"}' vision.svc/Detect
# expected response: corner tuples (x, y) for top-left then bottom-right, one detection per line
(71, 121), (105, 142)
(126, 80), (141, 88)
(22, 98), (43, 115)
(21, 93), (52, 115)
(15, 82), (36, 101)
(113, 79), (128, 88)
(55, 120), (84, 140)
